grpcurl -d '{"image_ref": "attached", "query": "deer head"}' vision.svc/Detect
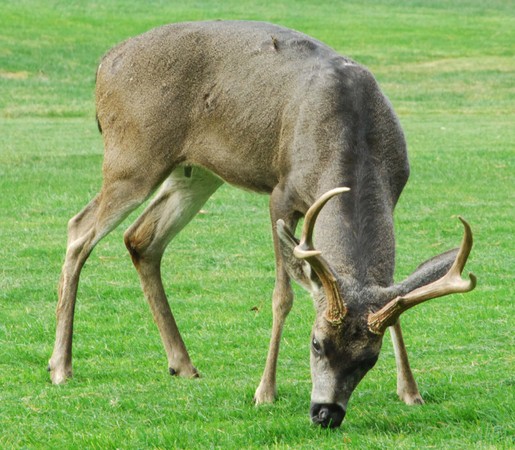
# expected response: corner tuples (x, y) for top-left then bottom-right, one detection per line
(276, 188), (476, 428)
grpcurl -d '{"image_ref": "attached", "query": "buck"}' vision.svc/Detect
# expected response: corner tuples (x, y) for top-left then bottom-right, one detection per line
(48, 21), (476, 428)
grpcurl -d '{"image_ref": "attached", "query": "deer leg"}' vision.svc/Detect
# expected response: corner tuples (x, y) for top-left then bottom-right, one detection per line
(254, 188), (297, 404)
(49, 180), (153, 384)
(389, 319), (424, 405)
(124, 167), (222, 378)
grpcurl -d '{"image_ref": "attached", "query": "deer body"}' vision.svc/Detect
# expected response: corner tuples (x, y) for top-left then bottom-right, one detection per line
(49, 21), (475, 428)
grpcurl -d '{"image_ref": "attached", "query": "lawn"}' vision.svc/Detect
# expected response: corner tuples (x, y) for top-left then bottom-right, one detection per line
(0, 0), (513, 448)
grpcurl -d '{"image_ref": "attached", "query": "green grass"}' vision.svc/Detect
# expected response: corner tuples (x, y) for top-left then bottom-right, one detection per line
(1, 0), (513, 448)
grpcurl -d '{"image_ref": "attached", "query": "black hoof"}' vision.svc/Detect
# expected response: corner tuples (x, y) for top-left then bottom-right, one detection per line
(169, 367), (200, 378)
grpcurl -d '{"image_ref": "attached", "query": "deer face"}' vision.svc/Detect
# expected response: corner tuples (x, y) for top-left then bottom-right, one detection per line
(308, 302), (383, 427)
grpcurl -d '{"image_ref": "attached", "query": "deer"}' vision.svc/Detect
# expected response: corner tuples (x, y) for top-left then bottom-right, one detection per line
(48, 20), (476, 428)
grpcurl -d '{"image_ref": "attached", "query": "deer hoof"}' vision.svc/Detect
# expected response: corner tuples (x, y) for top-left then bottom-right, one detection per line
(399, 391), (424, 405)
(48, 365), (72, 385)
(253, 383), (277, 405)
(169, 366), (200, 378)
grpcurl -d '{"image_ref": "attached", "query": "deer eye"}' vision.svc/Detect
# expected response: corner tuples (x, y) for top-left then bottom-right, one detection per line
(312, 337), (322, 355)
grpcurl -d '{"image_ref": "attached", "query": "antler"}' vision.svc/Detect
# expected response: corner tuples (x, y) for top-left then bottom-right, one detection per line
(368, 217), (477, 335)
(294, 187), (350, 325)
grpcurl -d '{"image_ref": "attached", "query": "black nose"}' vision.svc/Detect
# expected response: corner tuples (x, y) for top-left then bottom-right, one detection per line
(310, 402), (346, 428)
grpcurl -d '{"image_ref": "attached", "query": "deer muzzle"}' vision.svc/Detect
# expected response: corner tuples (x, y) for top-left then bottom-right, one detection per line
(310, 402), (346, 428)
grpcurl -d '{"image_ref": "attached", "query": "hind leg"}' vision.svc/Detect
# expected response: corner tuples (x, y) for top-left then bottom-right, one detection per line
(124, 167), (223, 377)
(49, 196), (101, 384)
(48, 178), (157, 384)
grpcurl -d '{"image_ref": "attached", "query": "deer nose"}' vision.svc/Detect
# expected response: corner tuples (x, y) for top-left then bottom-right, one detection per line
(310, 402), (346, 428)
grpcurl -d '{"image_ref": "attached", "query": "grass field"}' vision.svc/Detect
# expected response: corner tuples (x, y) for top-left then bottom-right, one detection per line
(1, 0), (513, 448)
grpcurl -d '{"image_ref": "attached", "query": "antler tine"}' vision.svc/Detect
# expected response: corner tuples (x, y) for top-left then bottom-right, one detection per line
(449, 216), (476, 287)
(399, 216), (476, 304)
(294, 187), (350, 259)
(368, 217), (477, 335)
(293, 187), (350, 325)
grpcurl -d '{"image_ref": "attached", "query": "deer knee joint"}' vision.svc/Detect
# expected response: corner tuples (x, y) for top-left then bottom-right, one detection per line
(124, 221), (156, 264)
(124, 234), (142, 264)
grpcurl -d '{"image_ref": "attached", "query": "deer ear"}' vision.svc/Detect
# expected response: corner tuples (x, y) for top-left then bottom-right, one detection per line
(276, 219), (321, 292)
(397, 248), (460, 295)
(369, 217), (476, 335)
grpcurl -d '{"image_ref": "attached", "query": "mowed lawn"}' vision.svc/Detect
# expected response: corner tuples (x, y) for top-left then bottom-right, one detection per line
(0, 0), (513, 448)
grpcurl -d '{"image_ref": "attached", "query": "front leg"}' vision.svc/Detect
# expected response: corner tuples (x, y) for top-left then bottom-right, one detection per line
(254, 276), (294, 404)
(254, 189), (298, 404)
(389, 319), (424, 405)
